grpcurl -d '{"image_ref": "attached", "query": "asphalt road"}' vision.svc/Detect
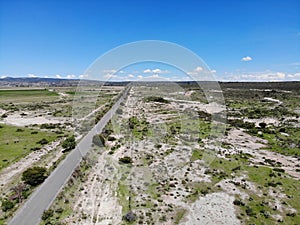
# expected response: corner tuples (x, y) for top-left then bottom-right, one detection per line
(8, 86), (130, 225)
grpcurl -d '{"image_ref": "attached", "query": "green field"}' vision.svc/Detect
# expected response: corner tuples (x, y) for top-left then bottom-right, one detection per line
(0, 124), (58, 171)
(0, 89), (59, 103)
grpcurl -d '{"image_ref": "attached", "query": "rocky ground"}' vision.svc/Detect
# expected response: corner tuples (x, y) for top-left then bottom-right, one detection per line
(43, 84), (300, 225)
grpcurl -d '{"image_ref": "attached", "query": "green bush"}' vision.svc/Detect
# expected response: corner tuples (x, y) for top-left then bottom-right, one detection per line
(41, 209), (54, 220)
(144, 96), (169, 103)
(1, 199), (14, 212)
(37, 138), (49, 145)
(62, 135), (76, 152)
(119, 156), (133, 164)
(22, 166), (47, 186)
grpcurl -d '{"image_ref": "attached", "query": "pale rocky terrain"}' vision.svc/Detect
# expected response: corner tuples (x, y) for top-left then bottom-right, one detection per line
(39, 84), (300, 224)
(63, 86), (246, 224)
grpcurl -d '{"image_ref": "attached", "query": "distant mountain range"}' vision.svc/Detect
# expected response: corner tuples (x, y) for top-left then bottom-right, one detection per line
(0, 77), (102, 87)
(0, 77), (299, 91)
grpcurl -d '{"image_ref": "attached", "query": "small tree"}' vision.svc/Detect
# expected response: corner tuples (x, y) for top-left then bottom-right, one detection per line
(22, 167), (47, 186)
(62, 135), (76, 152)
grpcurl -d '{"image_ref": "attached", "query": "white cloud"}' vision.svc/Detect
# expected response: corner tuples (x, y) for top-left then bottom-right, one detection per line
(128, 74), (134, 78)
(241, 56), (252, 62)
(152, 74), (159, 78)
(28, 73), (37, 78)
(276, 72), (285, 79)
(102, 69), (118, 79)
(287, 72), (300, 79)
(137, 75), (143, 79)
(187, 66), (204, 75)
(67, 74), (76, 79)
(1, 75), (8, 78)
(143, 68), (169, 74)
(195, 66), (203, 72)
(79, 74), (88, 78)
(211, 69), (217, 73)
(55, 74), (62, 78)
(152, 69), (162, 73)
(143, 69), (152, 73)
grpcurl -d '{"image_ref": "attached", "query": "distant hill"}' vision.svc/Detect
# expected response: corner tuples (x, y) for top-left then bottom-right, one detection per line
(1, 77), (299, 91)
(0, 77), (133, 87)
(0, 77), (79, 87)
(0, 77), (78, 83)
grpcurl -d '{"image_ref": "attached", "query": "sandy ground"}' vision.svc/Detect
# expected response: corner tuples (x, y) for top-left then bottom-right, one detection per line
(1, 113), (67, 126)
(182, 193), (240, 225)
(66, 153), (122, 225)
(165, 97), (226, 114)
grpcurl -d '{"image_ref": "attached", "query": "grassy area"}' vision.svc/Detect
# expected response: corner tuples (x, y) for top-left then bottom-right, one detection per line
(260, 127), (300, 156)
(174, 208), (187, 224)
(0, 89), (59, 103)
(0, 124), (58, 171)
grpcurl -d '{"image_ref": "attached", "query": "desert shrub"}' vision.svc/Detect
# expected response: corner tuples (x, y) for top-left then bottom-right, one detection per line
(119, 156), (133, 164)
(144, 96), (169, 103)
(37, 138), (49, 145)
(259, 122), (267, 129)
(273, 168), (285, 173)
(41, 209), (54, 220)
(1, 199), (14, 212)
(40, 123), (57, 129)
(22, 166), (47, 186)
(107, 136), (116, 141)
(233, 199), (245, 206)
(30, 147), (41, 151)
(62, 135), (76, 152)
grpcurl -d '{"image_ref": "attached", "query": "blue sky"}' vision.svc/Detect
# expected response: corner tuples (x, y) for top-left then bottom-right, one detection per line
(0, 0), (299, 81)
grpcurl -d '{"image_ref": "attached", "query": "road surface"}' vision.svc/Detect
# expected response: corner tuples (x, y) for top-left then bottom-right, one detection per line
(8, 86), (130, 225)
